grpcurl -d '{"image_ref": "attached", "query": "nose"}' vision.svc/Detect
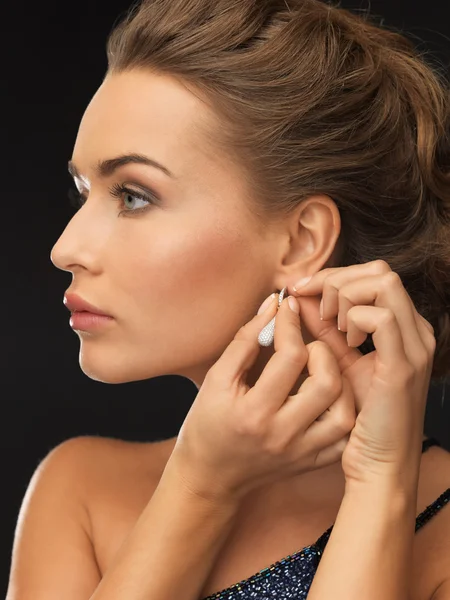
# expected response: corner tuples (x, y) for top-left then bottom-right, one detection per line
(50, 202), (106, 274)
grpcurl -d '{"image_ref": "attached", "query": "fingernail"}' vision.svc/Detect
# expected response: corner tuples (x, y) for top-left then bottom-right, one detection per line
(257, 293), (276, 315)
(293, 276), (312, 292)
(288, 296), (299, 313)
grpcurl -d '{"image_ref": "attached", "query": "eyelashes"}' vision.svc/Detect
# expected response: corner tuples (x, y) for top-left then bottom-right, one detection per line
(67, 182), (159, 216)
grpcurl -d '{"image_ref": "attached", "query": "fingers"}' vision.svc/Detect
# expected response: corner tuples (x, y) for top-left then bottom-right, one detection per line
(321, 272), (423, 366)
(347, 305), (409, 368)
(274, 339), (348, 431)
(295, 269), (408, 367)
(312, 433), (351, 469)
(409, 299), (436, 356)
(303, 376), (355, 458)
(290, 260), (435, 369)
(294, 295), (363, 374)
(272, 352), (355, 470)
(289, 261), (388, 297)
(246, 296), (309, 412)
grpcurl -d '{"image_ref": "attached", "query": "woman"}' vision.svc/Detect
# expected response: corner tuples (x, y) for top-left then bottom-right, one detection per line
(6, 0), (450, 598)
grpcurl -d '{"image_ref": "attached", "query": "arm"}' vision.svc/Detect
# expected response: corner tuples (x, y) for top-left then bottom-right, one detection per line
(306, 480), (418, 600)
(89, 454), (239, 600)
(7, 438), (239, 600)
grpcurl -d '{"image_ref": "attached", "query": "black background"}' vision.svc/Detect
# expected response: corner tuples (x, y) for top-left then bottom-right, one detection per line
(3, 1), (450, 596)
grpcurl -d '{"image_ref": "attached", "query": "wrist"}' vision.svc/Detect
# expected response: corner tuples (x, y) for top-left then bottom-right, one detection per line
(344, 456), (421, 498)
(344, 475), (418, 511)
(162, 453), (241, 514)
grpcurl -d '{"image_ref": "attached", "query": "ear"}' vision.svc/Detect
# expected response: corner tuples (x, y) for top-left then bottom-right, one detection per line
(274, 194), (342, 291)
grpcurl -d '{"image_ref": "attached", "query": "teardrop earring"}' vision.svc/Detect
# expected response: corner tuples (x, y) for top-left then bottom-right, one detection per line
(257, 286), (287, 347)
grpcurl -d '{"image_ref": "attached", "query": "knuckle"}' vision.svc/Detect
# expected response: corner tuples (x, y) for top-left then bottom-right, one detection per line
(379, 308), (396, 327)
(282, 345), (308, 365)
(235, 413), (267, 438)
(345, 409), (357, 430)
(320, 374), (342, 397)
(333, 409), (355, 434)
(373, 259), (391, 274)
(330, 385), (356, 433)
(307, 340), (328, 354)
(264, 434), (289, 457)
(427, 335), (437, 353)
(400, 364), (416, 383)
(425, 320), (435, 335)
(382, 270), (402, 289)
(419, 313), (434, 335)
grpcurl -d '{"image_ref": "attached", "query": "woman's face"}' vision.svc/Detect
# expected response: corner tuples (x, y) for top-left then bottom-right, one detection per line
(50, 70), (282, 386)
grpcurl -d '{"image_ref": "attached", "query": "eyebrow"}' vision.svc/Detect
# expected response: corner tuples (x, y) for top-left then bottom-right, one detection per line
(68, 153), (176, 180)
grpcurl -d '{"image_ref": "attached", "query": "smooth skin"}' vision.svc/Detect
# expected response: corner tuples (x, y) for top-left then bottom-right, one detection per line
(49, 69), (339, 392)
(6, 69), (450, 600)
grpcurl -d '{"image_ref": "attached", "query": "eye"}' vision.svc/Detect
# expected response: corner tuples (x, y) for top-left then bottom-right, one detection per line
(67, 182), (159, 216)
(109, 182), (157, 214)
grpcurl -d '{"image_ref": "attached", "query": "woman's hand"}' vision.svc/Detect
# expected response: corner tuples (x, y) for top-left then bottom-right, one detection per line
(290, 259), (436, 489)
(170, 291), (356, 505)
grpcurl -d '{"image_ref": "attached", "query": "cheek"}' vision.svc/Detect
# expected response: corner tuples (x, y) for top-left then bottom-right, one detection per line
(124, 219), (255, 302)
(102, 215), (266, 376)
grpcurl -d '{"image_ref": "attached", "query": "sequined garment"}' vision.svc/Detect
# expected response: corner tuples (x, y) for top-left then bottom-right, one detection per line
(201, 437), (450, 600)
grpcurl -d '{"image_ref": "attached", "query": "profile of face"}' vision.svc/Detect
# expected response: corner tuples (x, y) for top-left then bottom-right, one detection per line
(50, 69), (340, 388)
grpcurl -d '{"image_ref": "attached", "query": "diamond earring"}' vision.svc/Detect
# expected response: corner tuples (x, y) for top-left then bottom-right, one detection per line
(257, 286), (287, 347)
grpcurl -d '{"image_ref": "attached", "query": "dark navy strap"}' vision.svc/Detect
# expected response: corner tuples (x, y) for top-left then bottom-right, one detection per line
(316, 488), (450, 549)
(315, 525), (333, 555)
(415, 488), (450, 532)
(416, 437), (450, 530)
(314, 437), (449, 549)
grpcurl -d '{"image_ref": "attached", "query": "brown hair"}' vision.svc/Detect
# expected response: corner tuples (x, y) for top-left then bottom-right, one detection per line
(105, 0), (450, 380)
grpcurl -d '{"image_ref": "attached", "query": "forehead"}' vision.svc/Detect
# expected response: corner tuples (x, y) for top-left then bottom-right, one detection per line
(73, 70), (215, 180)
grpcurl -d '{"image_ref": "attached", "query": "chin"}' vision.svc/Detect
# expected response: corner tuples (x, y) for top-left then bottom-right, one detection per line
(78, 363), (132, 384)
(78, 353), (162, 384)
(79, 368), (131, 384)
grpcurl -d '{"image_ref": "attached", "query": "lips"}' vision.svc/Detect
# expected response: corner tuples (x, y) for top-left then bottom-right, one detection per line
(63, 292), (112, 317)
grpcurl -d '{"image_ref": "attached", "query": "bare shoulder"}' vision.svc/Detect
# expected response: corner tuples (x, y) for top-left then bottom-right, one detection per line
(6, 436), (115, 600)
(66, 434), (175, 476)
(6, 434), (176, 600)
(414, 442), (450, 600)
(419, 441), (450, 512)
(60, 434), (177, 506)
(67, 435), (177, 575)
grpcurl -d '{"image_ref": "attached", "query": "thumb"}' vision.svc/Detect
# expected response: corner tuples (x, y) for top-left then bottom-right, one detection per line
(209, 293), (279, 385)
